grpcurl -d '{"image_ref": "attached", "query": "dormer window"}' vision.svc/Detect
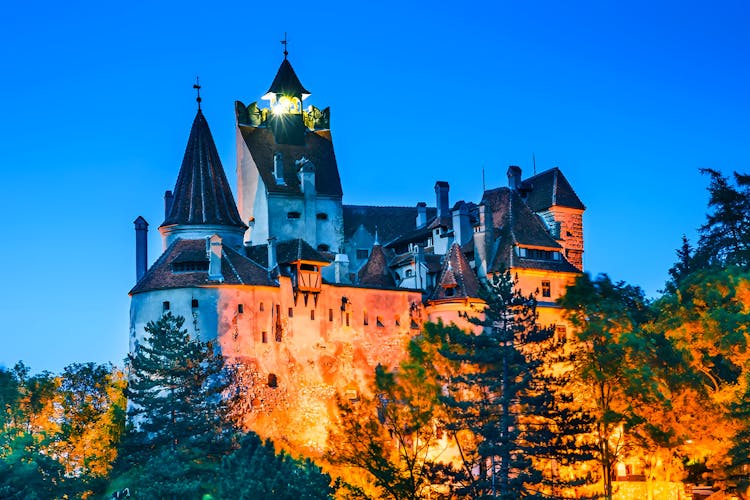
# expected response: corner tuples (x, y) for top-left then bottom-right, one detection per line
(316, 213), (328, 220)
(317, 244), (330, 252)
(287, 211), (301, 219)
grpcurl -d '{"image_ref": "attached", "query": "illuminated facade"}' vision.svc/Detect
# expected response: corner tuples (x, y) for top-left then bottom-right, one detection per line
(129, 54), (585, 455)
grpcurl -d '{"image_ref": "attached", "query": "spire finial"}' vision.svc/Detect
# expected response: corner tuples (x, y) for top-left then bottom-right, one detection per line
(281, 32), (289, 59)
(193, 76), (202, 110)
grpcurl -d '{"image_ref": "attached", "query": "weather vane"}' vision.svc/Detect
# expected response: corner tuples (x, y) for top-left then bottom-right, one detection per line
(281, 32), (288, 59)
(193, 76), (202, 110)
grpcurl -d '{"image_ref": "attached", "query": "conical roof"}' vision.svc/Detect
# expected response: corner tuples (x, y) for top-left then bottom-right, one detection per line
(266, 59), (310, 98)
(161, 110), (246, 229)
(358, 244), (397, 289)
(429, 243), (481, 302)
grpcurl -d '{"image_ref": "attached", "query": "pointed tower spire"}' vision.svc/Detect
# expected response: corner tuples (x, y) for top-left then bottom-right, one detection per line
(159, 106), (247, 249)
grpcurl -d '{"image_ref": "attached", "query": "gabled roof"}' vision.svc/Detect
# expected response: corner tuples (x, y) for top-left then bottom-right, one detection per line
(523, 167), (585, 211)
(161, 110), (246, 229)
(343, 205), (437, 245)
(244, 238), (331, 268)
(130, 238), (275, 294)
(358, 244), (397, 289)
(266, 58), (310, 98)
(239, 126), (343, 197)
(488, 226), (581, 274)
(429, 243), (481, 302)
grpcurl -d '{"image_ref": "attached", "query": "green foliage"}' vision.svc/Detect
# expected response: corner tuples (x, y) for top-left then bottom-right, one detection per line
(114, 312), (233, 497)
(220, 432), (333, 500)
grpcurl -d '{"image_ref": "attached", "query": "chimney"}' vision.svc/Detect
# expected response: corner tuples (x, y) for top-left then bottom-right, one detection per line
(134, 216), (148, 281)
(416, 202), (427, 228)
(207, 234), (223, 282)
(507, 166), (522, 190)
(164, 190), (174, 220)
(473, 203), (491, 277)
(267, 237), (278, 272)
(434, 181), (449, 219)
(334, 253), (350, 284)
(452, 202), (471, 247)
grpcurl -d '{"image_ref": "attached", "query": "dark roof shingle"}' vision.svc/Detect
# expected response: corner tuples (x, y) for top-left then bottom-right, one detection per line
(429, 243), (481, 302)
(358, 244), (397, 289)
(523, 167), (585, 211)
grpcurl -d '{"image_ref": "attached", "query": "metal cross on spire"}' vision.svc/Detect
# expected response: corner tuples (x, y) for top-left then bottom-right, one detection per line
(193, 76), (202, 110)
(281, 32), (289, 59)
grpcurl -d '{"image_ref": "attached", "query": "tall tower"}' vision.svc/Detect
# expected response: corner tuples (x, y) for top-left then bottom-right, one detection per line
(235, 52), (344, 253)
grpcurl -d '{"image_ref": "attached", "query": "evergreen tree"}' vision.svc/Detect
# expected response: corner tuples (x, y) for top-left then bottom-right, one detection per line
(433, 270), (594, 499)
(116, 312), (233, 497)
(220, 432), (333, 500)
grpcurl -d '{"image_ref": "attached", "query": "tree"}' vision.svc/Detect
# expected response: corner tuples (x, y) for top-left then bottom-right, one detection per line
(115, 312), (233, 497)
(559, 273), (653, 500)
(432, 270), (595, 499)
(694, 168), (750, 269)
(220, 432), (333, 500)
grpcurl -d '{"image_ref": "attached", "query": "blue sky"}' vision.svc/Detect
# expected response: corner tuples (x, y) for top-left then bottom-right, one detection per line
(1, 0), (748, 372)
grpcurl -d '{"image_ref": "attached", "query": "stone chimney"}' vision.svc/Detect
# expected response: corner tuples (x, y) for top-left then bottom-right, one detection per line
(164, 190), (174, 220)
(507, 166), (522, 190)
(434, 181), (449, 219)
(333, 253), (350, 284)
(473, 203), (491, 277)
(134, 216), (148, 281)
(207, 234), (223, 282)
(416, 202), (427, 228)
(267, 237), (278, 272)
(452, 202), (471, 247)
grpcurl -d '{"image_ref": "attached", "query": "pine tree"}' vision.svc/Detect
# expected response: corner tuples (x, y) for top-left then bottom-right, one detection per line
(116, 312), (233, 497)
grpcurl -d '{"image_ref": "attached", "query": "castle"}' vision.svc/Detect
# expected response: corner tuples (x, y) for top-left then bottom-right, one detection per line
(129, 52), (585, 455)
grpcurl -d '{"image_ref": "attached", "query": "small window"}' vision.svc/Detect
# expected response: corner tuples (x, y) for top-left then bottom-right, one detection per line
(345, 313), (350, 327)
(395, 315), (400, 326)
(261, 331), (268, 343)
(163, 301), (170, 312)
(191, 299), (199, 308)
(356, 249), (369, 260)
(317, 244), (330, 252)
(287, 211), (301, 219)
(363, 312), (368, 326)
(376, 316), (384, 327)
(542, 281), (551, 298)
(259, 302), (264, 312)
(310, 310), (315, 320)
(273, 152), (284, 181)
(238, 304), (244, 314)
(445, 287), (455, 297)
(316, 213), (328, 220)
(405, 269), (414, 278)
(329, 308), (334, 321)
(555, 325), (567, 342)
(288, 307), (294, 318)
(410, 319), (419, 329)
(268, 373), (278, 388)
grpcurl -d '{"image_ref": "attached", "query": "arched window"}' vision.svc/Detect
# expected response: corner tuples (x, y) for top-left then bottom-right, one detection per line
(268, 373), (278, 388)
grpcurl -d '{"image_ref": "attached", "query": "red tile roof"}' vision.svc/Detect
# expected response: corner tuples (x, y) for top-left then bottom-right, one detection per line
(429, 243), (481, 302)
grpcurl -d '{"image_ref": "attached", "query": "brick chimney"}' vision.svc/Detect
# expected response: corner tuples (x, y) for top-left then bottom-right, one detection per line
(134, 216), (148, 281)
(452, 202), (471, 247)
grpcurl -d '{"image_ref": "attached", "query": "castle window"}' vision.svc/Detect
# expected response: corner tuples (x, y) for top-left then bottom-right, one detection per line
(541, 281), (551, 298)
(259, 302), (264, 312)
(345, 313), (350, 327)
(191, 299), (199, 308)
(172, 261), (209, 272)
(261, 331), (268, 343)
(405, 269), (414, 278)
(268, 373), (278, 388)
(316, 212), (328, 220)
(162, 301), (170, 312)
(238, 304), (244, 314)
(329, 308), (334, 321)
(445, 287), (455, 297)
(395, 315), (400, 326)
(555, 325), (567, 342)
(287, 211), (301, 219)
(363, 312), (369, 326)
(410, 319), (419, 329)
(288, 307), (294, 318)
(376, 316), (384, 327)
(317, 244), (330, 252)
(310, 310), (315, 320)
(356, 249), (369, 260)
